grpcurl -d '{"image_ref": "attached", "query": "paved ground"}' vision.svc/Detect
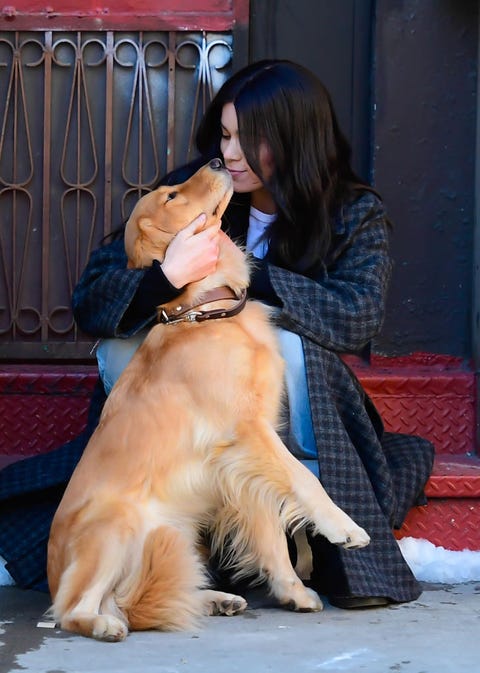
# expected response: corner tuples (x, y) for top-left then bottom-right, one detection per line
(0, 582), (479, 673)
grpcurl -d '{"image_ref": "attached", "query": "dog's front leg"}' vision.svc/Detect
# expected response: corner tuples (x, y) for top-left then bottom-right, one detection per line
(213, 429), (322, 612)
(241, 419), (371, 551)
(217, 418), (370, 611)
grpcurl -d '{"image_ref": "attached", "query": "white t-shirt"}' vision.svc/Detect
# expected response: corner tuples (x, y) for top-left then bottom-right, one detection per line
(245, 206), (277, 259)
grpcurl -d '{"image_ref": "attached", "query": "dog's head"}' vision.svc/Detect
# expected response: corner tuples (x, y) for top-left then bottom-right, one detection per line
(124, 159), (233, 269)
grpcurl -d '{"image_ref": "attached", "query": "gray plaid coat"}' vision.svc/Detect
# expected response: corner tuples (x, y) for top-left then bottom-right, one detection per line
(0, 188), (434, 600)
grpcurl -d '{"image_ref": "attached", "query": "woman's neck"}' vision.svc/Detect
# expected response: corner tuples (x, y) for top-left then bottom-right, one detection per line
(251, 187), (277, 215)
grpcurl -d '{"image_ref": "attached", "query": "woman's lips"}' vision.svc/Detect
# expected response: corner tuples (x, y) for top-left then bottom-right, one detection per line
(227, 170), (248, 181)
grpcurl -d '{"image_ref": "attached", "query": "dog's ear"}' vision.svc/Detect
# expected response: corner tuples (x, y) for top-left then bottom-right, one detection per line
(126, 238), (145, 269)
(137, 216), (153, 233)
(125, 216), (152, 269)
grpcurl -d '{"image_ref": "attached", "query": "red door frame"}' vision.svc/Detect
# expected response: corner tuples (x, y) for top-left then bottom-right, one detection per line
(0, 0), (249, 32)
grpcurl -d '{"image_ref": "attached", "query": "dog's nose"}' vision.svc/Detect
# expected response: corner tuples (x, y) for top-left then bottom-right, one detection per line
(209, 158), (224, 170)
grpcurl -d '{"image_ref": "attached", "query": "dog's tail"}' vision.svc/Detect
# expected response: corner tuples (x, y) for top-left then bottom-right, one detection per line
(118, 525), (207, 632)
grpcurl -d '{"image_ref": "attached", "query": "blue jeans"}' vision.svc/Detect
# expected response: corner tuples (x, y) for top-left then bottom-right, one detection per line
(96, 326), (319, 476)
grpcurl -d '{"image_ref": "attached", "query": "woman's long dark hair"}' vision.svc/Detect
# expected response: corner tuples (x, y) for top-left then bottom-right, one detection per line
(196, 59), (367, 274)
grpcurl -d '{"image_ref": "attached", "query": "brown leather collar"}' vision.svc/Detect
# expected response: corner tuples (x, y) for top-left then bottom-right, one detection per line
(158, 286), (247, 325)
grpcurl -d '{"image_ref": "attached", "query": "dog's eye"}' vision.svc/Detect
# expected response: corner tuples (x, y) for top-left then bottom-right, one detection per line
(165, 191), (178, 202)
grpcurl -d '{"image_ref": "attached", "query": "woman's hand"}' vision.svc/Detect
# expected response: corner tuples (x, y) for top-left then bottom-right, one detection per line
(161, 214), (222, 288)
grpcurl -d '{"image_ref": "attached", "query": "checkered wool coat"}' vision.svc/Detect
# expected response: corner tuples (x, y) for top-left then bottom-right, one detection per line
(0, 185), (434, 599)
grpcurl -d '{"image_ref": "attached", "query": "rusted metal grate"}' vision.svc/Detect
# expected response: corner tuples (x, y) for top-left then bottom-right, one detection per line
(0, 29), (233, 359)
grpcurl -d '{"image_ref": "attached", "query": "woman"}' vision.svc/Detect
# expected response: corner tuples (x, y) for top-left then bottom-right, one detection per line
(0, 60), (434, 605)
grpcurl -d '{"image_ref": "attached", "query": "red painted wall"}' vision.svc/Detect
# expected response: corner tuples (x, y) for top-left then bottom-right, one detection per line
(0, 0), (249, 30)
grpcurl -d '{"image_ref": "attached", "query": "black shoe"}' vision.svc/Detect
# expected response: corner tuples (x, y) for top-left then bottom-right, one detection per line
(328, 595), (390, 609)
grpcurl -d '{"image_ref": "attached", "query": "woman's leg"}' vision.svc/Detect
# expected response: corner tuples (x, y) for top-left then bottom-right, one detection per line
(275, 328), (319, 477)
(95, 330), (149, 395)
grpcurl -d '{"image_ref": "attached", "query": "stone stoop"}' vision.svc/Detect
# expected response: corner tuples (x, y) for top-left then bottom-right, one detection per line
(0, 357), (479, 551)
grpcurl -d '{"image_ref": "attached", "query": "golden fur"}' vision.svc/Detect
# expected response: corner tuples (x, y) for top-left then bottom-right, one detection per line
(47, 160), (370, 641)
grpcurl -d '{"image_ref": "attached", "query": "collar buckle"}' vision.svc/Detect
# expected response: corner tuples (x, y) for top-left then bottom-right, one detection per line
(159, 309), (202, 325)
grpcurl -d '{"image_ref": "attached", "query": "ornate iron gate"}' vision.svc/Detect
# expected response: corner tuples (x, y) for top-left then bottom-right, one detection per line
(0, 5), (247, 359)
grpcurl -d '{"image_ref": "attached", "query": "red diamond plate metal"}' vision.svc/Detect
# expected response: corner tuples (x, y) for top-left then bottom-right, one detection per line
(396, 499), (480, 551)
(426, 455), (480, 498)
(370, 397), (474, 455)
(0, 365), (97, 456)
(0, 362), (477, 459)
(0, 364), (97, 395)
(0, 396), (90, 455)
(0, 359), (479, 552)
(350, 364), (476, 455)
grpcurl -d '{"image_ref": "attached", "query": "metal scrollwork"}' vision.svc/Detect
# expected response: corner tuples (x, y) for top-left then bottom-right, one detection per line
(0, 29), (233, 357)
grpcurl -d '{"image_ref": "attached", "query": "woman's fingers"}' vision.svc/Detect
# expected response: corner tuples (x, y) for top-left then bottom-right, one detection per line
(160, 215), (222, 288)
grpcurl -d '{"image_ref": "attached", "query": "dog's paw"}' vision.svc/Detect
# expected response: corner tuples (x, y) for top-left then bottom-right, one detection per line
(282, 586), (323, 613)
(202, 589), (248, 616)
(333, 524), (370, 550)
(92, 615), (128, 642)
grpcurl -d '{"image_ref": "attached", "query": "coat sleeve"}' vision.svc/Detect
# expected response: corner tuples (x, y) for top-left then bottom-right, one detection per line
(268, 193), (393, 353)
(71, 239), (151, 338)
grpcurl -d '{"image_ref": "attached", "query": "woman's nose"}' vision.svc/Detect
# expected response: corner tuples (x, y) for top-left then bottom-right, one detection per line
(222, 137), (241, 160)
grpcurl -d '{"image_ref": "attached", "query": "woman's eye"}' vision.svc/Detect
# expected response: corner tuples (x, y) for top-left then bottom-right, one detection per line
(166, 191), (177, 202)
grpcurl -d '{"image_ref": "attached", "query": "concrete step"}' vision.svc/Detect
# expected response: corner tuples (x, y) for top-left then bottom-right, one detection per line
(0, 360), (478, 551)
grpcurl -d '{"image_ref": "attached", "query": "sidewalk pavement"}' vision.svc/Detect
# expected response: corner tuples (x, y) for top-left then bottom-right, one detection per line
(1, 582), (479, 673)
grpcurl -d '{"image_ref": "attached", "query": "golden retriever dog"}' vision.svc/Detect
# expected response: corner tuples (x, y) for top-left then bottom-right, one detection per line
(47, 158), (370, 641)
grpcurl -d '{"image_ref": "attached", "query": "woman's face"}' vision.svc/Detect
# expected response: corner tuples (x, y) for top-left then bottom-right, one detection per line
(220, 103), (275, 212)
